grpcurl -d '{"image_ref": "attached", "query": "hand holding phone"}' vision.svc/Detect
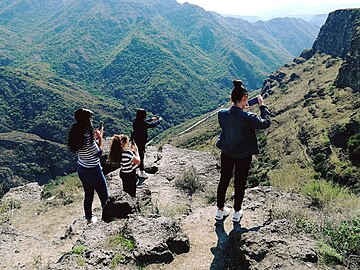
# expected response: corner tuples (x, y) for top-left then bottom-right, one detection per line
(247, 97), (258, 106)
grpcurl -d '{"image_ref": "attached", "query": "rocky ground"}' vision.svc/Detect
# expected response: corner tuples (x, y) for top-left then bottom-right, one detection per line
(0, 145), (328, 269)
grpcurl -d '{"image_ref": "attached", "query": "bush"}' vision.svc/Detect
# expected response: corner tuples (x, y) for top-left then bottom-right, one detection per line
(325, 219), (360, 257)
(108, 235), (135, 251)
(72, 245), (88, 255)
(318, 242), (343, 265)
(41, 173), (82, 205)
(175, 164), (204, 196)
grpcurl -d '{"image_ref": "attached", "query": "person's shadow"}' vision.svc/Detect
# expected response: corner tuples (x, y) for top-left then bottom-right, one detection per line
(210, 220), (263, 270)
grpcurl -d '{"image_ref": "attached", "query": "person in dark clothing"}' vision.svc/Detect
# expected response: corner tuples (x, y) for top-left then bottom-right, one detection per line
(67, 108), (108, 224)
(215, 80), (271, 223)
(132, 109), (161, 178)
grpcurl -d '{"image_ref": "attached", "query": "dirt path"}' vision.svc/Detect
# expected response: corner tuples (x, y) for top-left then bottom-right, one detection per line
(145, 205), (259, 270)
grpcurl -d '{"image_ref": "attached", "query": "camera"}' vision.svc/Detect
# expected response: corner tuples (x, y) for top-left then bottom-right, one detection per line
(247, 97), (258, 106)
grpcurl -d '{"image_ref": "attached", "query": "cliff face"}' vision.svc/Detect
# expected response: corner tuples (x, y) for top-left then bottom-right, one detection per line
(336, 25), (360, 92)
(312, 9), (360, 59)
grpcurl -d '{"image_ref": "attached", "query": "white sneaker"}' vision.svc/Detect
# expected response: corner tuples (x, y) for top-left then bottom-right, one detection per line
(139, 171), (149, 179)
(215, 207), (230, 221)
(87, 216), (98, 224)
(232, 210), (243, 223)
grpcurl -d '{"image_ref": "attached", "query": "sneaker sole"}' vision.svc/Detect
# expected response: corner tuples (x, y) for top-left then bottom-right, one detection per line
(215, 213), (230, 221)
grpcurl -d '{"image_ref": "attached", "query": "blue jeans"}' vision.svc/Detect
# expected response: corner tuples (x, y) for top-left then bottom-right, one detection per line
(78, 164), (108, 220)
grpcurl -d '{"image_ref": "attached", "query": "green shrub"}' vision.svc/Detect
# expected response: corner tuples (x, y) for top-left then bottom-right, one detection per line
(302, 180), (352, 206)
(175, 164), (204, 196)
(318, 242), (343, 265)
(347, 133), (360, 153)
(111, 253), (126, 268)
(325, 219), (360, 257)
(72, 245), (88, 255)
(108, 235), (135, 251)
(0, 199), (21, 214)
(42, 173), (82, 205)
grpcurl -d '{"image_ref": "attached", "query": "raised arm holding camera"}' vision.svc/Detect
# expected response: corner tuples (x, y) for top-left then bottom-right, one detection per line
(215, 80), (270, 224)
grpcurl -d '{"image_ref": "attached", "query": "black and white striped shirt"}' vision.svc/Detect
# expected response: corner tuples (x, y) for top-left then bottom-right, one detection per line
(77, 133), (102, 168)
(120, 150), (138, 173)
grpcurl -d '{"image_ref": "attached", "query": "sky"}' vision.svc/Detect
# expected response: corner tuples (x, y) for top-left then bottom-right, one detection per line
(176, 0), (360, 19)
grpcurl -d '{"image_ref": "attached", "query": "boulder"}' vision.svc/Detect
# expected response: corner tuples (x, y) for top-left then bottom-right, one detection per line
(128, 215), (190, 264)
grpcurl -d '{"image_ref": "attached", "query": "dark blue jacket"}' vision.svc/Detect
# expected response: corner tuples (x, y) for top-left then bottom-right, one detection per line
(218, 105), (270, 159)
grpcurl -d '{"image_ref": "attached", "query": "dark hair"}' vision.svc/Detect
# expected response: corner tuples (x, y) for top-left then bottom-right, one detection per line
(109, 134), (129, 163)
(67, 108), (94, 153)
(231, 80), (248, 103)
(135, 109), (146, 121)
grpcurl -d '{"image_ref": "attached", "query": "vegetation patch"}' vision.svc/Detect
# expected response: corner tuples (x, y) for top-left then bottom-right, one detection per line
(108, 235), (135, 252)
(41, 173), (82, 205)
(175, 164), (204, 196)
(71, 245), (88, 255)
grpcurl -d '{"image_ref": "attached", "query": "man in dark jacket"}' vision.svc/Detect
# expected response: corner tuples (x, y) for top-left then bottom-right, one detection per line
(215, 80), (270, 223)
(132, 109), (161, 178)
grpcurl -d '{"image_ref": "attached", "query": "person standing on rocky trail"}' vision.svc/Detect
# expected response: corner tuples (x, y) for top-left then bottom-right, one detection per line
(131, 109), (162, 179)
(108, 134), (141, 197)
(215, 80), (271, 223)
(67, 108), (109, 224)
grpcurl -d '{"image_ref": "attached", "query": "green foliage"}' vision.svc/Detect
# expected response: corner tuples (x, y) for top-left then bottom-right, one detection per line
(347, 133), (360, 152)
(41, 173), (82, 205)
(175, 164), (204, 196)
(302, 180), (352, 206)
(108, 235), (135, 252)
(325, 219), (360, 257)
(318, 242), (344, 265)
(111, 253), (126, 268)
(0, 199), (21, 214)
(72, 245), (88, 255)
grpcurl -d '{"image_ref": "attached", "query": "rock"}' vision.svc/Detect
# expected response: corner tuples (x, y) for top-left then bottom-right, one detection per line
(336, 24), (360, 92)
(3, 182), (42, 202)
(232, 219), (318, 269)
(313, 9), (360, 59)
(102, 191), (137, 222)
(300, 48), (315, 60)
(128, 215), (190, 264)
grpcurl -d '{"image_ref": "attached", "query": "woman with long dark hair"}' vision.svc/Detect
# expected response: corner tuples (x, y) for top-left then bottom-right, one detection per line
(109, 134), (140, 197)
(215, 80), (271, 223)
(132, 109), (161, 178)
(67, 108), (108, 224)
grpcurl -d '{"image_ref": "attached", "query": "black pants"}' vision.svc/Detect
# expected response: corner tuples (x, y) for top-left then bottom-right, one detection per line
(138, 145), (145, 171)
(217, 153), (252, 212)
(120, 170), (136, 197)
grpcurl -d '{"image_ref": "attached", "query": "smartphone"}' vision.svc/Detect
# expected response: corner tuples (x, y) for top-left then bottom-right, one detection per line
(247, 97), (258, 106)
(99, 121), (103, 130)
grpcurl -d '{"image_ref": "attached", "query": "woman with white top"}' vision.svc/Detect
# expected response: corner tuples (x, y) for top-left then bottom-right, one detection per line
(67, 108), (108, 224)
(109, 134), (141, 197)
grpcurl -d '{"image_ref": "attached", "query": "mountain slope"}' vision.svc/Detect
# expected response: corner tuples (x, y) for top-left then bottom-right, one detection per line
(0, 0), (319, 93)
(155, 9), (360, 192)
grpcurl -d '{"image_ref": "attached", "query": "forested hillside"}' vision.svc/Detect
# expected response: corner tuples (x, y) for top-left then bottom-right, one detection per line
(156, 9), (360, 193)
(0, 0), (319, 123)
(0, 0), (319, 195)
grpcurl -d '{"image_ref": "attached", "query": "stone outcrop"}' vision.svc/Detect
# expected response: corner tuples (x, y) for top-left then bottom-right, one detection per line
(0, 145), (350, 269)
(336, 24), (360, 92)
(312, 9), (360, 59)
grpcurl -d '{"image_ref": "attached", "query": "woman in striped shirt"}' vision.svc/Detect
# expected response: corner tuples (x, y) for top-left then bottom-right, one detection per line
(67, 108), (108, 224)
(109, 134), (140, 197)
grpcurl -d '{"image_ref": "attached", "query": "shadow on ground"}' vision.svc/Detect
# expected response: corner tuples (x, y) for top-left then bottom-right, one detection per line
(210, 220), (264, 270)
